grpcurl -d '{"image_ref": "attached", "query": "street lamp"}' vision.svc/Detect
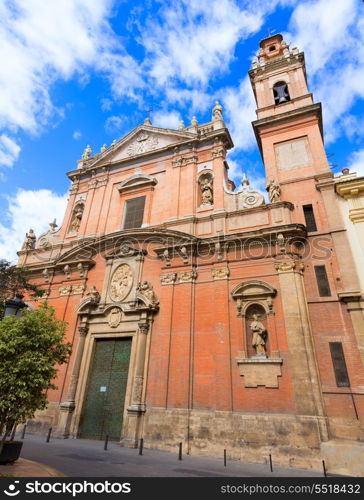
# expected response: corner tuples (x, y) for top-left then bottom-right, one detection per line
(4, 294), (28, 317)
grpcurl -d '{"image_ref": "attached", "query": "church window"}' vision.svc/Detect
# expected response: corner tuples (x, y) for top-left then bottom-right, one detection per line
(273, 81), (290, 105)
(303, 205), (317, 232)
(314, 265), (331, 297)
(123, 196), (145, 229)
(329, 342), (350, 387)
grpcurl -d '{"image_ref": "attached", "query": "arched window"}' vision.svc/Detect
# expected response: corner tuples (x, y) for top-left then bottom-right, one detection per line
(273, 81), (290, 105)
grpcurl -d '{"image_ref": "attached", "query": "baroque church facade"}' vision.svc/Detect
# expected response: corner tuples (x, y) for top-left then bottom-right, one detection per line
(19, 35), (364, 474)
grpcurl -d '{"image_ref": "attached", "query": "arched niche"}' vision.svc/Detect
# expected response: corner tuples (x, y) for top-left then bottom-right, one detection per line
(245, 303), (269, 358)
(197, 171), (214, 207)
(231, 280), (277, 317)
(68, 202), (85, 233)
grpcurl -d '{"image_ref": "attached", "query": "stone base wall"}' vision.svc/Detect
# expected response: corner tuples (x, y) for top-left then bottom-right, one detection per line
(321, 440), (364, 477)
(142, 407), (324, 471)
(27, 403), (61, 434)
(327, 417), (364, 441)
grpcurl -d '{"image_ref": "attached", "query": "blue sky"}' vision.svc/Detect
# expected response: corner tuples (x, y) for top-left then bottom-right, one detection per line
(0, 0), (363, 261)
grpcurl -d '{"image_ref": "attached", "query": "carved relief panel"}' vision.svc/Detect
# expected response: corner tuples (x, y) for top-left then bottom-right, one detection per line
(109, 264), (134, 302)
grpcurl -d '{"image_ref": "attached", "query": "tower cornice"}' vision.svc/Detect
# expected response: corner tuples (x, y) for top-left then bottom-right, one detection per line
(252, 103), (323, 156)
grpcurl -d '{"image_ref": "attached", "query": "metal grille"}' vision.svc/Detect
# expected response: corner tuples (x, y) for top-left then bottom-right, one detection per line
(79, 338), (132, 440)
(329, 342), (350, 387)
(314, 265), (331, 297)
(303, 205), (317, 232)
(123, 196), (145, 229)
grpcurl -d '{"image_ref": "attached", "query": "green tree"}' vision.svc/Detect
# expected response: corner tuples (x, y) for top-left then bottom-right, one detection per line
(0, 303), (71, 441)
(0, 260), (41, 317)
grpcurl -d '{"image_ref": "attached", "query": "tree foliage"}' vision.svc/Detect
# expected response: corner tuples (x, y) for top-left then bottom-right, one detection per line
(0, 260), (42, 317)
(0, 303), (71, 441)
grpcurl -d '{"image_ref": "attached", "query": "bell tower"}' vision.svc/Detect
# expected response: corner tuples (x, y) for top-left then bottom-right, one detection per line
(249, 34), (330, 206)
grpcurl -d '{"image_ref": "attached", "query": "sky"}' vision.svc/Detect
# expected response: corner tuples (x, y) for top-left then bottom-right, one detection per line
(0, 0), (363, 262)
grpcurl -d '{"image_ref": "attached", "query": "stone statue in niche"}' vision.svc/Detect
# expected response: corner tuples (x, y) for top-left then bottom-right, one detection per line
(266, 179), (281, 203)
(22, 229), (36, 251)
(250, 314), (267, 357)
(199, 175), (213, 205)
(69, 203), (84, 232)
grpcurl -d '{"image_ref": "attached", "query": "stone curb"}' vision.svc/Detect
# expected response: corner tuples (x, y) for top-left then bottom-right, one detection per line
(0, 458), (66, 477)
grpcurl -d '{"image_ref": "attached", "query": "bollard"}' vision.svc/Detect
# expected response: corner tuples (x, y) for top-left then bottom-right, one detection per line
(322, 459), (327, 477)
(104, 435), (109, 451)
(224, 449), (227, 467)
(269, 454), (273, 472)
(21, 425), (27, 440)
(139, 438), (144, 456)
(178, 442), (182, 461)
(46, 427), (52, 443)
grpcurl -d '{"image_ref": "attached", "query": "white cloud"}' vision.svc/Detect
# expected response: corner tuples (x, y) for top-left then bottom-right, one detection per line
(347, 149), (364, 177)
(223, 77), (257, 152)
(285, 0), (364, 144)
(0, 0), (143, 166)
(0, 135), (21, 168)
(143, 0), (266, 88)
(140, 0), (278, 114)
(101, 98), (113, 111)
(226, 155), (267, 198)
(0, 189), (68, 263)
(105, 115), (124, 134)
(152, 110), (181, 129)
(72, 130), (82, 140)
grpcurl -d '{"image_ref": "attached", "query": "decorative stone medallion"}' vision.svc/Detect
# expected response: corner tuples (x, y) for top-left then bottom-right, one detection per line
(127, 132), (158, 157)
(109, 264), (133, 302)
(108, 307), (122, 328)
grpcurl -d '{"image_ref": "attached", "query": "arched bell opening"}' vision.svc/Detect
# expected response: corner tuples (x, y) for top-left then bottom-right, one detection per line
(273, 81), (290, 105)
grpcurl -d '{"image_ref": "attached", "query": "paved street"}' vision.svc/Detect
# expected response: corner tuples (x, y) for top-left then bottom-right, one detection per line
(18, 433), (325, 477)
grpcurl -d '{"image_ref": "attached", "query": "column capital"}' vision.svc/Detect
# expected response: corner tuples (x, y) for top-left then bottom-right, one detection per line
(138, 322), (149, 334)
(78, 325), (89, 336)
(274, 259), (304, 274)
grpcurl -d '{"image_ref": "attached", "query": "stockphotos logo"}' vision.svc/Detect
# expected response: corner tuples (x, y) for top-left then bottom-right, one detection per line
(2, 481), (131, 497)
(3, 481), (20, 497)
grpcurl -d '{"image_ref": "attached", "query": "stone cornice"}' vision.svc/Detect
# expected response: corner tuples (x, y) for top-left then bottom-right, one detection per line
(67, 127), (233, 182)
(153, 223), (306, 259)
(252, 103), (323, 156)
(335, 177), (364, 199)
(249, 52), (305, 79)
(349, 208), (364, 223)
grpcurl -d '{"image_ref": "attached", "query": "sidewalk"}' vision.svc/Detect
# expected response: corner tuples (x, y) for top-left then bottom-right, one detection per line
(0, 457), (65, 477)
(6, 433), (326, 478)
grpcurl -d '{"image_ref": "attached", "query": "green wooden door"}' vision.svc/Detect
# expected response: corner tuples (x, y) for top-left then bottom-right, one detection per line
(79, 338), (131, 440)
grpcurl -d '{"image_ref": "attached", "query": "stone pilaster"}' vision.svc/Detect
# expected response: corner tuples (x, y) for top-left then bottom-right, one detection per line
(56, 324), (89, 438)
(123, 321), (150, 447)
(275, 258), (328, 442)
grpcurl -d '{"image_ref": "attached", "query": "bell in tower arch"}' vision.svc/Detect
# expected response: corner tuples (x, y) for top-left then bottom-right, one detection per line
(273, 81), (290, 105)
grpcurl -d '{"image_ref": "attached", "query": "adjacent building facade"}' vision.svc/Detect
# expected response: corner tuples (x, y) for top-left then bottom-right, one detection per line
(20, 35), (364, 475)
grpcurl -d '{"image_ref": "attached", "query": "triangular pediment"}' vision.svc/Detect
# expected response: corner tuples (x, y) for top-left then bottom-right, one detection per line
(90, 125), (196, 167)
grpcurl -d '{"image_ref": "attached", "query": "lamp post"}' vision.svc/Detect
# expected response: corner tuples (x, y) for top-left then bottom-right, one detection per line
(4, 294), (28, 317)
